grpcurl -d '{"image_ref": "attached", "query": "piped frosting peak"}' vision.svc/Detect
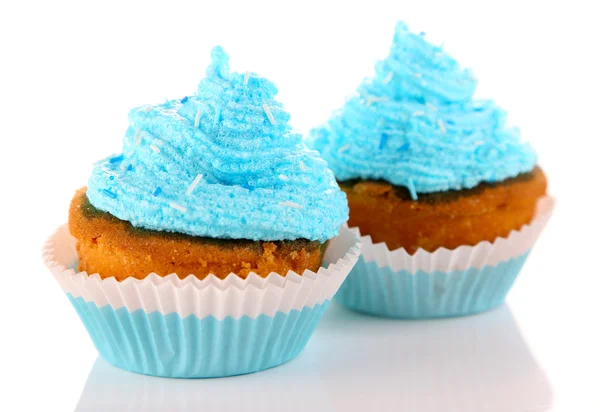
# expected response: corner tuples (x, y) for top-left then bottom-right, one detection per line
(308, 21), (537, 198)
(87, 46), (348, 242)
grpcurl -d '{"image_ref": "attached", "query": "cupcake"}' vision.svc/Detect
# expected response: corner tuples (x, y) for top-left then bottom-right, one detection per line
(43, 47), (358, 378)
(309, 22), (554, 318)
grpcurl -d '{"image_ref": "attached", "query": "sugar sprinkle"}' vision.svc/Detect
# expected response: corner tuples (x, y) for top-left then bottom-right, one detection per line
(93, 154), (116, 166)
(263, 104), (277, 125)
(398, 142), (410, 152)
(366, 96), (389, 107)
(185, 174), (203, 196)
(109, 154), (124, 163)
(379, 133), (389, 150)
(414, 73), (422, 78)
(134, 127), (142, 145)
(407, 179), (417, 200)
(103, 168), (118, 177)
(194, 109), (202, 128)
(299, 161), (307, 171)
(244, 71), (250, 85)
(383, 72), (394, 84)
(169, 202), (187, 213)
(437, 119), (446, 133)
(279, 201), (302, 210)
(150, 144), (161, 153)
(426, 102), (438, 111)
(338, 144), (351, 153)
(412, 111), (425, 117)
(279, 174), (289, 181)
(153, 187), (162, 196)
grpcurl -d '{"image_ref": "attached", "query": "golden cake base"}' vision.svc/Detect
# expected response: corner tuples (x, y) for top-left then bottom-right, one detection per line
(340, 167), (547, 254)
(69, 188), (326, 280)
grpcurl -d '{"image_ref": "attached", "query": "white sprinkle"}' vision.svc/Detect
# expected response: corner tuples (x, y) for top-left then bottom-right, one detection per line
(194, 109), (202, 128)
(475, 140), (485, 146)
(299, 161), (307, 171)
(366, 96), (389, 107)
(407, 178), (417, 200)
(437, 119), (446, 133)
(383, 72), (394, 84)
(120, 162), (128, 171)
(103, 168), (118, 177)
(338, 144), (351, 153)
(279, 174), (289, 181)
(150, 144), (161, 153)
(279, 201), (303, 210)
(426, 102), (438, 111)
(93, 154), (115, 166)
(170, 202), (187, 213)
(143, 105), (153, 112)
(244, 71), (250, 85)
(134, 127), (142, 145)
(263, 104), (277, 125)
(185, 174), (203, 196)
(414, 73), (422, 78)
(412, 111), (425, 117)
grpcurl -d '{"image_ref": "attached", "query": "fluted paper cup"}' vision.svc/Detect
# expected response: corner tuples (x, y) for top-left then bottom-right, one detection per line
(43, 225), (361, 378)
(336, 196), (554, 318)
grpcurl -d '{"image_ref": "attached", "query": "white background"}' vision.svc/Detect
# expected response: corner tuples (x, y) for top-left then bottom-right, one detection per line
(1, 1), (599, 411)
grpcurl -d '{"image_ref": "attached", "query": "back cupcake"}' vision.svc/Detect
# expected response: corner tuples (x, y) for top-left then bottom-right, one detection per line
(309, 22), (554, 318)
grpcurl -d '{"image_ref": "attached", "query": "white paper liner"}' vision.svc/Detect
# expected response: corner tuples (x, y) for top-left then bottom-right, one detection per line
(43, 225), (361, 320)
(354, 196), (555, 274)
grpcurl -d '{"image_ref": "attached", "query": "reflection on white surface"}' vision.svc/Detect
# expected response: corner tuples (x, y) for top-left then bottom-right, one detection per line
(75, 355), (332, 411)
(76, 303), (552, 412)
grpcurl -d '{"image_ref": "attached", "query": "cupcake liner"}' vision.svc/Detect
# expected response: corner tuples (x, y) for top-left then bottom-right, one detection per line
(43, 225), (360, 378)
(336, 196), (554, 318)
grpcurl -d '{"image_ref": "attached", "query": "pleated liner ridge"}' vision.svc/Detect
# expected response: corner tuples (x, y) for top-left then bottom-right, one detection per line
(336, 196), (554, 319)
(43, 225), (361, 378)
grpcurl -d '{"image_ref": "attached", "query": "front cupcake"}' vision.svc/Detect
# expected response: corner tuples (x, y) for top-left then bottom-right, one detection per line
(309, 22), (553, 318)
(44, 47), (357, 378)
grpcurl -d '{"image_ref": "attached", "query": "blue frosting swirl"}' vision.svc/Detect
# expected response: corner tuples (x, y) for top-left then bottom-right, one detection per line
(87, 47), (348, 242)
(308, 22), (537, 198)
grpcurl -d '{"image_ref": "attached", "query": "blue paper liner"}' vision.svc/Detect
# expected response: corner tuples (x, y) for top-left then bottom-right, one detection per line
(45, 224), (361, 379)
(68, 293), (329, 378)
(335, 252), (529, 318)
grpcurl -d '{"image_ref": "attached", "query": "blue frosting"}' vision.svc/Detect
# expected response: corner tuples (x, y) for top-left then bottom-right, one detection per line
(308, 22), (538, 198)
(87, 47), (348, 242)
